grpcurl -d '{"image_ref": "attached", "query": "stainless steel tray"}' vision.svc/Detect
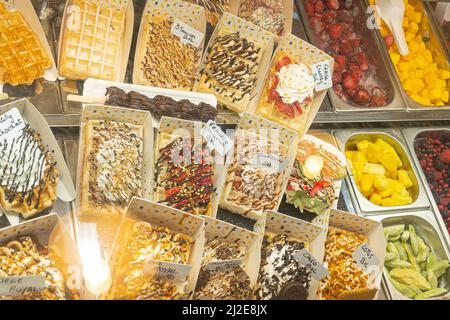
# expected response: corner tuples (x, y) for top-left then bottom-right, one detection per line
(370, 210), (450, 300)
(296, 0), (405, 112)
(333, 129), (430, 215)
(402, 127), (450, 242)
(363, 0), (450, 112)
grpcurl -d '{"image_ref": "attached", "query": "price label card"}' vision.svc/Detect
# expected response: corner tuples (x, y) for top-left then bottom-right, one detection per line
(144, 260), (191, 282)
(254, 152), (287, 173)
(0, 108), (25, 140)
(294, 249), (329, 281)
(312, 61), (332, 91)
(352, 243), (379, 272)
(203, 259), (244, 272)
(171, 18), (204, 48)
(201, 120), (233, 156)
(0, 276), (45, 296)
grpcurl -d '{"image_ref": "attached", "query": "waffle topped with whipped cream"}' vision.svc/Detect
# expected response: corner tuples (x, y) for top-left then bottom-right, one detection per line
(220, 130), (287, 219)
(198, 31), (262, 113)
(0, 236), (69, 300)
(59, 0), (126, 80)
(0, 125), (58, 218)
(107, 221), (192, 300)
(80, 120), (143, 215)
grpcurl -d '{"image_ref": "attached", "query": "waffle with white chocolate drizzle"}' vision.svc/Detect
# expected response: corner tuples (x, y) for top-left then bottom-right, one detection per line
(220, 130), (287, 219)
(154, 135), (215, 215)
(79, 120), (143, 215)
(0, 125), (59, 219)
(107, 221), (192, 300)
(198, 31), (262, 113)
(0, 236), (71, 300)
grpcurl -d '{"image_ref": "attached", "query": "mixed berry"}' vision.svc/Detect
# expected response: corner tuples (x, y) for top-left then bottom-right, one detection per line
(303, 0), (388, 107)
(415, 135), (450, 234)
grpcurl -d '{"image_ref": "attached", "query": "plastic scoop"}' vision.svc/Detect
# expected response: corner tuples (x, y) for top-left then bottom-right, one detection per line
(376, 0), (409, 56)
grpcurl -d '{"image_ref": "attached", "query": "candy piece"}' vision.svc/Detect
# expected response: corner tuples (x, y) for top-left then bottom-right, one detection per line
(390, 268), (431, 291)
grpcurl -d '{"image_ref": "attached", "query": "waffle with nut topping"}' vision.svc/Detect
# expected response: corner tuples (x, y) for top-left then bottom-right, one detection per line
(79, 120), (143, 215)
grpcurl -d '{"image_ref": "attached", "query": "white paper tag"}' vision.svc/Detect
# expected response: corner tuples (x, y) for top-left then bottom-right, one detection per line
(144, 260), (191, 282)
(0, 276), (45, 296)
(201, 120), (233, 156)
(0, 108), (26, 140)
(253, 152), (287, 173)
(352, 243), (379, 272)
(203, 259), (244, 272)
(312, 61), (332, 91)
(294, 249), (329, 281)
(171, 18), (204, 48)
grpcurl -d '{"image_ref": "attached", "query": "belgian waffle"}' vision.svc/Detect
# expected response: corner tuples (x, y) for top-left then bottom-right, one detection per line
(59, 0), (126, 81)
(0, 125), (58, 219)
(0, 3), (51, 86)
(185, 0), (230, 26)
(198, 31), (263, 113)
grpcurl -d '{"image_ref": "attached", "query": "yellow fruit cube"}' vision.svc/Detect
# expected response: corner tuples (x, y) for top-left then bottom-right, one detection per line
(414, 55), (427, 69)
(398, 170), (413, 188)
(442, 90), (449, 103)
(370, 193), (383, 206)
(391, 180), (405, 194)
(406, 32), (415, 43)
(381, 197), (395, 206)
(353, 151), (367, 165)
(415, 70), (424, 79)
(361, 173), (375, 193)
(430, 88), (443, 101)
(374, 175), (389, 191)
(438, 69), (450, 80)
(366, 143), (381, 163)
(405, 4), (415, 15)
(423, 50), (433, 64)
(386, 169), (398, 180)
(346, 151), (356, 161)
(357, 140), (370, 153)
(363, 163), (386, 175)
(410, 11), (422, 23)
(402, 17), (409, 28)
(390, 193), (413, 205)
(390, 53), (401, 65)
(398, 60), (409, 72)
(424, 72), (438, 86)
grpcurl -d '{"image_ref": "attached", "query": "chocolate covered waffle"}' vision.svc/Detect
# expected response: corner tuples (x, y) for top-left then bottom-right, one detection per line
(198, 31), (262, 113)
(202, 239), (246, 264)
(59, 0), (126, 81)
(0, 236), (69, 300)
(155, 135), (215, 215)
(136, 15), (200, 90)
(107, 221), (192, 299)
(79, 120), (143, 215)
(220, 130), (287, 219)
(255, 233), (311, 300)
(0, 3), (51, 85)
(0, 125), (58, 218)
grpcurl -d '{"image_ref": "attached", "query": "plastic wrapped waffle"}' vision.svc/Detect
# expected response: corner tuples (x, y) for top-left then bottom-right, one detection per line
(0, 3), (51, 86)
(59, 0), (126, 81)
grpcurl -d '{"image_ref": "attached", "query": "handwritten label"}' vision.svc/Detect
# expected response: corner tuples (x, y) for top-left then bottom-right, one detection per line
(203, 259), (244, 272)
(0, 276), (45, 296)
(352, 243), (379, 272)
(312, 61), (332, 91)
(171, 19), (204, 48)
(201, 120), (233, 156)
(294, 249), (329, 281)
(0, 108), (25, 140)
(254, 152), (287, 173)
(144, 260), (191, 282)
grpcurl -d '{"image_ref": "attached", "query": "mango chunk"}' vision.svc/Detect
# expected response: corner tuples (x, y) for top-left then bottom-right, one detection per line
(398, 170), (413, 188)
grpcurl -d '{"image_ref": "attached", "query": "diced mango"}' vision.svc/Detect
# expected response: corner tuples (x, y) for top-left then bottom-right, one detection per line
(366, 143), (380, 163)
(361, 174), (375, 193)
(353, 151), (367, 165)
(346, 151), (356, 160)
(357, 140), (370, 153)
(390, 53), (401, 65)
(363, 163), (386, 175)
(438, 69), (450, 80)
(398, 170), (413, 188)
(374, 175), (389, 191)
(370, 193), (383, 206)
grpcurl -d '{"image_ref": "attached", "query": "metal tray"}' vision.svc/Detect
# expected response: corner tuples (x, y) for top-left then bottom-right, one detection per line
(296, 0), (405, 112)
(370, 210), (450, 300)
(402, 127), (450, 241)
(363, 0), (450, 112)
(334, 129), (430, 215)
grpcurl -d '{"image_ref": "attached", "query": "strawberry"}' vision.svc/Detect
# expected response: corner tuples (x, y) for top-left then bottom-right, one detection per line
(342, 72), (357, 90)
(440, 197), (450, 207)
(275, 56), (292, 71)
(336, 9), (353, 22)
(354, 52), (369, 71)
(348, 63), (363, 80)
(440, 149), (450, 164)
(354, 88), (371, 104)
(293, 101), (303, 115)
(384, 35), (394, 48)
(328, 23), (344, 39)
(322, 11), (337, 24)
(310, 16), (324, 33)
(306, 2), (315, 16)
(315, 0), (325, 13)
(268, 75), (280, 102)
(326, 0), (339, 10)
(328, 40), (340, 54)
(275, 101), (295, 119)
(345, 88), (356, 98)
(332, 70), (342, 84)
(334, 55), (347, 69)
(370, 87), (386, 106)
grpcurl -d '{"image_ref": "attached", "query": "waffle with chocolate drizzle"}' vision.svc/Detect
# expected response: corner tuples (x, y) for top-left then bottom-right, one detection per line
(198, 31), (262, 113)
(0, 125), (59, 218)
(79, 120), (143, 215)
(107, 221), (192, 300)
